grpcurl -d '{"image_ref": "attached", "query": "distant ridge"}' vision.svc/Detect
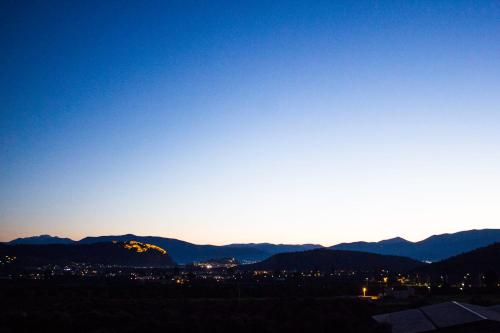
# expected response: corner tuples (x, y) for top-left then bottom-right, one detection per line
(378, 237), (410, 245)
(8, 229), (500, 264)
(9, 234), (75, 245)
(9, 234), (315, 264)
(224, 243), (323, 255)
(330, 229), (500, 262)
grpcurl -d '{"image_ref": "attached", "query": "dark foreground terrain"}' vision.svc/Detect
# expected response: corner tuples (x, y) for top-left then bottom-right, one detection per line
(0, 280), (390, 333)
(2, 280), (500, 333)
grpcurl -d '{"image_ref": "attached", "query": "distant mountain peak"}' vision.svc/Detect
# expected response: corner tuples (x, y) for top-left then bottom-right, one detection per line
(30, 234), (56, 239)
(9, 235), (75, 245)
(379, 237), (410, 244)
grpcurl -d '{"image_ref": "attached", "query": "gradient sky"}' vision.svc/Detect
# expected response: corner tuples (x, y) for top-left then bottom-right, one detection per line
(1, 1), (500, 245)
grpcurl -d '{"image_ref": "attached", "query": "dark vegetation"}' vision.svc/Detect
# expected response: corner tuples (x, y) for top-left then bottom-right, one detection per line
(0, 281), (390, 333)
(1, 279), (498, 333)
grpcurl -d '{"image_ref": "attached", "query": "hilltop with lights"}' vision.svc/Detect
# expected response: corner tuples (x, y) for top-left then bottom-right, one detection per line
(121, 240), (167, 255)
(0, 241), (174, 268)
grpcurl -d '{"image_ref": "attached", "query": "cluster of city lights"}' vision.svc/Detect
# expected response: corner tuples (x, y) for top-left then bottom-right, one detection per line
(122, 240), (167, 255)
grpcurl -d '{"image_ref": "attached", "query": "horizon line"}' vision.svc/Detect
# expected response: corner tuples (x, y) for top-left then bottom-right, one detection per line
(3, 227), (497, 247)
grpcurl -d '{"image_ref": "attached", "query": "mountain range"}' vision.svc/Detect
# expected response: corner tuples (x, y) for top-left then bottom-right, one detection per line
(330, 229), (500, 262)
(7, 234), (321, 264)
(7, 229), (500, 264)
(78, 235), (271, 264)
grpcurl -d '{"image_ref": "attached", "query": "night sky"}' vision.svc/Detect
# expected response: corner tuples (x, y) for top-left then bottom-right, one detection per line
(1, 1), (500, 244)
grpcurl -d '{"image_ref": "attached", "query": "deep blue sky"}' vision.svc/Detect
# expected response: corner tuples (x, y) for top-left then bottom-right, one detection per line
(1, 1), (500, 244)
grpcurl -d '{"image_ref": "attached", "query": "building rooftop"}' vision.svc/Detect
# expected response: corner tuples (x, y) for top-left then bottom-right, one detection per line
(373, 301), (500, 333)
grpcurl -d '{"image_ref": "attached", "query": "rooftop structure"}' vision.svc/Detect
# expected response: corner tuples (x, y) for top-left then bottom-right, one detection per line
(373, 301), (500, 333)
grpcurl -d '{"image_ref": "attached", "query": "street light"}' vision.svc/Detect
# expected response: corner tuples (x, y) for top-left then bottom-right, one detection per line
(362, 287), (367, 297)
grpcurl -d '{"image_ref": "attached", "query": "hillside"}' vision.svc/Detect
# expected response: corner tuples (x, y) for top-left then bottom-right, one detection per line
(79, 235), (269, 264)
(415, 242), (500, 282)
(0, 241), (175, 267)
(331, 229), (500, 262)
(243, 248), (424, 272)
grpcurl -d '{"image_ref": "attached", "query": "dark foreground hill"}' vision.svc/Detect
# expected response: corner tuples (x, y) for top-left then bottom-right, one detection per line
(331, 229), (500, 262)
(414, 242), (500, 283)
(0, 241), (175, 267)
(243, 248), (424, 272)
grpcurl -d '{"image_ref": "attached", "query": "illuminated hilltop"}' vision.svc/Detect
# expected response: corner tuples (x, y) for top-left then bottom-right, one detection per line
(121, 240), (167, 255)
(0, 242), (175, 267)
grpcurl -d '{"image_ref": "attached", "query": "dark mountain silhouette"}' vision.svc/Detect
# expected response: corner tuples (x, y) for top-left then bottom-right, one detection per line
(78, 235), (269, 264)
(224, 243), (323, 255)
(330, 229), (500, 262)
(9, 234), (75, 245)
(8, 229), (500, 264)
(378, 237), (410, 245)
(0, 241), (174, 267)
(415, 242), (500, 282)
(243, 248), (424, 272)
(9, 235), (312, 264)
